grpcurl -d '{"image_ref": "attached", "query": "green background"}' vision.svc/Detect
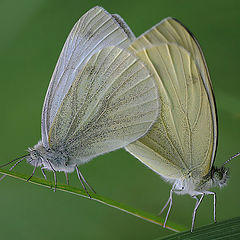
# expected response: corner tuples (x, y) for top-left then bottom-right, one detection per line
(0, 0), (240, 239)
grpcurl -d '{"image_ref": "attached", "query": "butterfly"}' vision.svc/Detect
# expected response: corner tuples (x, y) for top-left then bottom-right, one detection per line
(1, 6), (160, 195)
(125, 17), (229, 231)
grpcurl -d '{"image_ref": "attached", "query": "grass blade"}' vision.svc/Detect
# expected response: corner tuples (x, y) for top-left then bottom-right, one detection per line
(155, 217), (240, 240)
(0, 167), (186, 232)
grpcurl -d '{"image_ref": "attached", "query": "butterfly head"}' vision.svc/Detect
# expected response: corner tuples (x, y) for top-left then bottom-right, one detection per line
(26, 141), (44, 167)
(27, 141), (75, 172)
(211, 166), (229, 188)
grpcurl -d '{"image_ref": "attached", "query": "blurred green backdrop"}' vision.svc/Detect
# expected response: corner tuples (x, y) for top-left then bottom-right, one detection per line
(0, 0), (240, 239)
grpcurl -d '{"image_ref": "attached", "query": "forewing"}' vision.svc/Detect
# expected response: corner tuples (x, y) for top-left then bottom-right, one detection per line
(126, 44), (214, 179)
(41, 6), (136, 148)
(129, 17), (217, 169)
(48, 46), (159, 164)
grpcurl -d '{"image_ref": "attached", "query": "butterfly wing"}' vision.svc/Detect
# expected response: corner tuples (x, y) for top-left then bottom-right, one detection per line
(41, 6), (136, 148)
(128, 17), (217, 170)
(48, 46), (159, 164)
(126, 43), (215, 179)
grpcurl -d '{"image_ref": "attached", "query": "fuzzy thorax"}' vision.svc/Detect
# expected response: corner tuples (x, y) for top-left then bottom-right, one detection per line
(26, 141), (75, 173)
(173, 166), (229, 196)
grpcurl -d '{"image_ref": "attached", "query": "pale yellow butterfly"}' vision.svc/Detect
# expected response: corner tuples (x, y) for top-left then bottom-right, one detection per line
(125, 18), (229, 231)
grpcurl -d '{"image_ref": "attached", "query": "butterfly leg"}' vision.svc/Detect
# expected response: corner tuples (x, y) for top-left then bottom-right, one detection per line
(41, 167), (53, 189)
(80, 173), (96, 194)
(159, 185), (176, 228)
(163, 187), (174, 228)
(27, 160), (40, 181)
(75, 166), (91, 198)
(46, 160), (57, 192)
(191, 193), (205, 232)
(53, 171), (57, 192)
(64, 172), (69, 185)
(76, 166), (96, 193)
(27, 163), (38, 181)
(159, 195), (171, 216)
(205, 191), (216, 223)
(41, 167), (47, 181)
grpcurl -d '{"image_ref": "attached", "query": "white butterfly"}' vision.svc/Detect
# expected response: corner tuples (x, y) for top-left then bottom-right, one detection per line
(2, 6), (160, 195)
(125, 17), (229, 231)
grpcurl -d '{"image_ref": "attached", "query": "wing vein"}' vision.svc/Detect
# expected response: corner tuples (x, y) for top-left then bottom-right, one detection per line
(159, 46), (186, 155)
(67, 52), (138, 140)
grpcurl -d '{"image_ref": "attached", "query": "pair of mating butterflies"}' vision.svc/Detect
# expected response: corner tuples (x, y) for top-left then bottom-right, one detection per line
(2, 6), (232, 232)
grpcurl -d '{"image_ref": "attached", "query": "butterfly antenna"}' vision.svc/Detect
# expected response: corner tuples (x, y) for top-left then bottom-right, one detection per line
(222, 152), (240, 166)
(0, 154), (29, 168)
(75, 166), (92, 198)
(0, 157), (26, 181)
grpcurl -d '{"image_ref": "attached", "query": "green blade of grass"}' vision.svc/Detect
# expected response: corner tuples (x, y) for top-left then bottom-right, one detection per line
(0, 167), (186, 232)
(155, 217), (240, 240)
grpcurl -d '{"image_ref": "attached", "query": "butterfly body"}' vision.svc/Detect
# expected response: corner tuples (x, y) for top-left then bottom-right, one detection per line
(167, 166), (228, 196)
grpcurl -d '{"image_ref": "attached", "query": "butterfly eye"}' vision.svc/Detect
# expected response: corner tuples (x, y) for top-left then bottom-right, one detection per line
(31, 150), (38, 159)
(214, 171), (223, 181)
